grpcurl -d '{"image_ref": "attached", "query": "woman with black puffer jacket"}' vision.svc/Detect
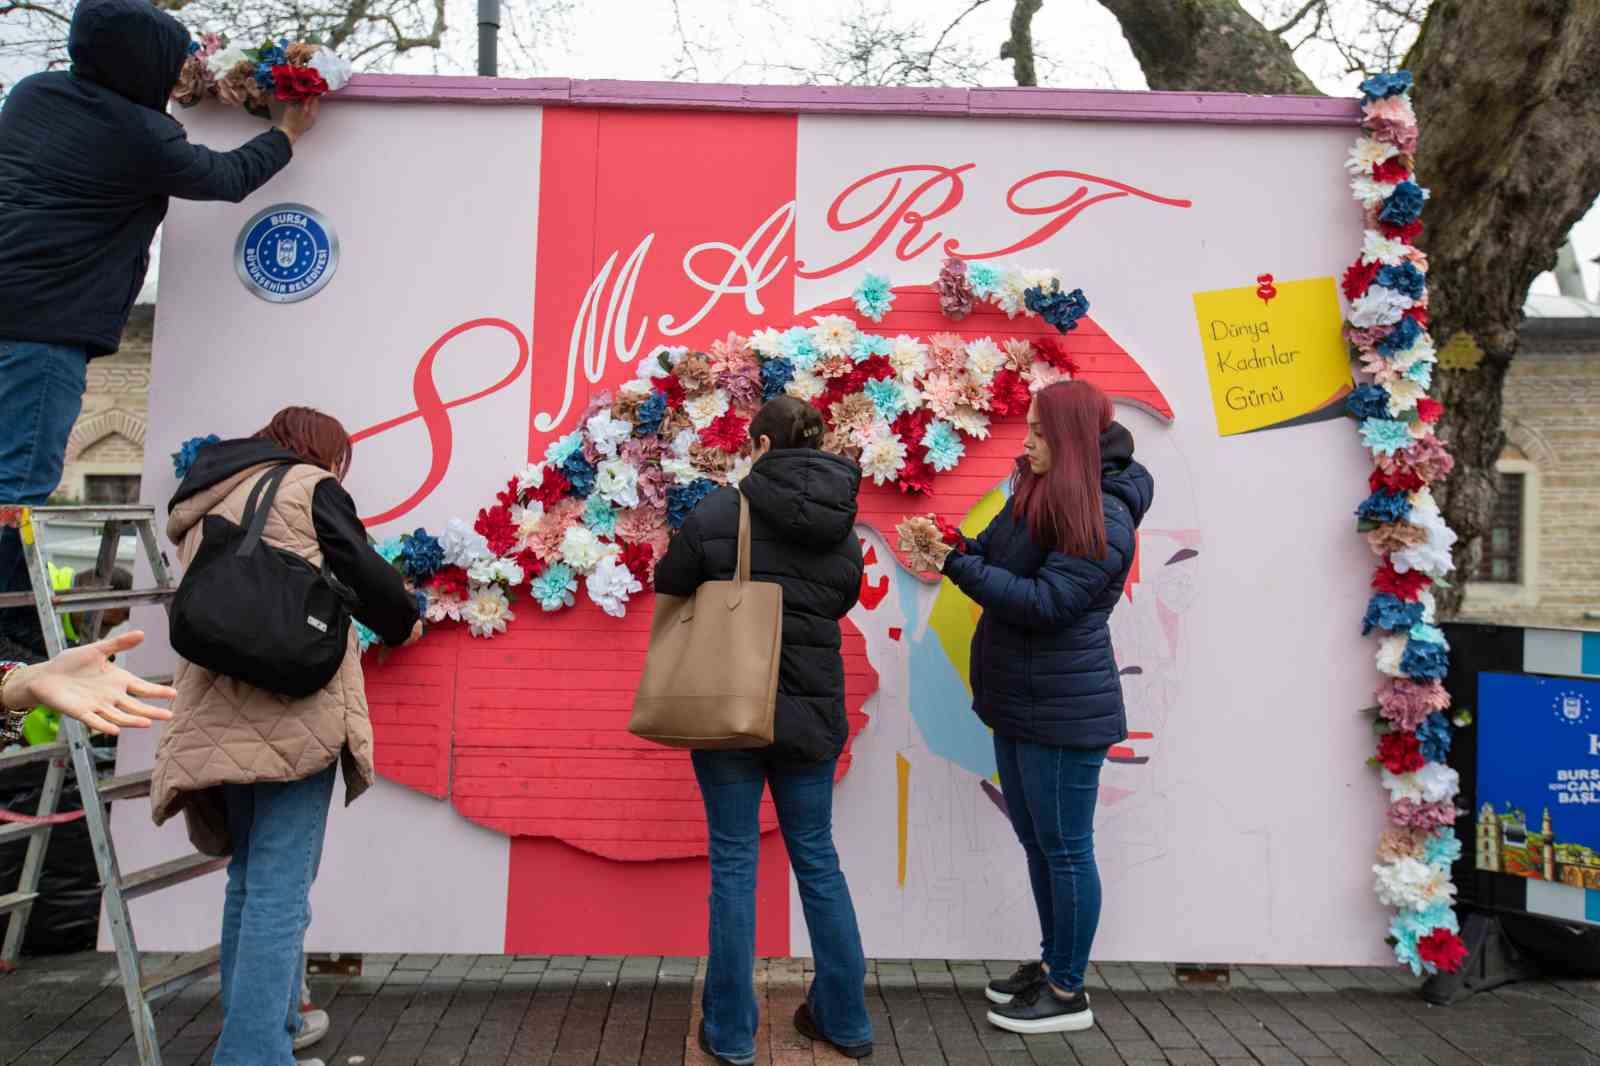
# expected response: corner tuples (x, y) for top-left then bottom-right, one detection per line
(653, 396), (872, 1066)
(938, 380), (1154, 1038)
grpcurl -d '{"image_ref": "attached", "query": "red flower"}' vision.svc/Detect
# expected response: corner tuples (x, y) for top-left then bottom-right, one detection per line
(1381, 218), (1424, 242)
(896, 454), (936, 495)
(527, 468), (572, 510)
(1404, 305), (1430, 329)
(1373, 157), (1411, 184)
(1373, 561), (1431, 602)
(1377, 731), (1425, 774)
(892, 408), (933, 448)
(620, 541), (655, 586)
(424, 566), (470, 600)
(512, 547), (544, 579)
(1035, 337), (1080, 374)
(497, 476), (521, 510)
(655, 375), (687, 409)
(989, 369), (1032, 418)
(1416, 397), (1443, 423)
(700, 409), (749, 452)
(1342, 260), (1381, 301)
(270, 63), (330, 102)
(475, 503), (518, 556)
(1417, 929), (1468, 973)
(1370, 466), (1426, 495)
(839, 355), (895, 397)
(933, 514), (963, 547)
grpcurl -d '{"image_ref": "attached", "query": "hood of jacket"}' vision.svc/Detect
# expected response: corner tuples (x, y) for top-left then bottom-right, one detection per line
(738, 448), (861, 552)
(1099, 421), (1154, 524)
(69, 0), (191, 112)
(168, 437), (305, 540)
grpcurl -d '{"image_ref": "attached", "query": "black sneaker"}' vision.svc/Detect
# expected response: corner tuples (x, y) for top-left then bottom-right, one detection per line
(697, 1020), (751, 1066)
(985, 961), (1044, 1005)
(986, 983), (1094, 1034)
(794, 1003), (873, 1059)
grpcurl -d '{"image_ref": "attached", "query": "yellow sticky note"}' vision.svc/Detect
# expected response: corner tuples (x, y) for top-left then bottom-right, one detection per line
(1192, 276), (1353, 436)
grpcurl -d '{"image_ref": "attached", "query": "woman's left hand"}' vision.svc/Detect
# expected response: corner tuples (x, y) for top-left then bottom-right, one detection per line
(7, 631), (176, 736)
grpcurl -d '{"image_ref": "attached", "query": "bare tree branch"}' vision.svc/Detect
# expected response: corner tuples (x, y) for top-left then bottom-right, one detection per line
(999, 0), (1043, 86)
(1268, 0), (1323, 36)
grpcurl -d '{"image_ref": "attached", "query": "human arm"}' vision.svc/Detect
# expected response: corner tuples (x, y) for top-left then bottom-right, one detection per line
(651, 510), (707, 598)
(943, 540), (1124, 632)
(312, 480), (420, 648)
(829, 532), (866, 619)
(143, 100), (316, 203)
(1, 631), (175, 738)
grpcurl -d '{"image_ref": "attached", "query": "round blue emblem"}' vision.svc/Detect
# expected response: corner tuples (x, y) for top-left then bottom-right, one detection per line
(234, 203), (339, 303)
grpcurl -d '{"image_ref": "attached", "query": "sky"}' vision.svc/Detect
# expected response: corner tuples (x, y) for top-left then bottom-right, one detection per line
(1, 0), (1595, 302)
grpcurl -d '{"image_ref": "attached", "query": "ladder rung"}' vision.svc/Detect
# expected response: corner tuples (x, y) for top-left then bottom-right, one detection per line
(141, 944), (221, 1002)
(120, 853), (228, 900)
(0, 891), (40, 915)
(0, 742), (68, 771)
(98, 770), (153, 803)
(0, 821), (52, 845)
(50, 588), (174, 611)
(22, 506), (157, 523)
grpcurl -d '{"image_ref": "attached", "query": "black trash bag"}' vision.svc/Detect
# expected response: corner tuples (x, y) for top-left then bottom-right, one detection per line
(0, 749), (112, 956)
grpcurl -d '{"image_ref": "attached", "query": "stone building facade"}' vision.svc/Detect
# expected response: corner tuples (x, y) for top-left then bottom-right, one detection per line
(57, 304), (151, 506)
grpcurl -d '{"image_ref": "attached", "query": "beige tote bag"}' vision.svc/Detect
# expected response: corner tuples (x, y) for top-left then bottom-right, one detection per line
(628, 493), (782, 749)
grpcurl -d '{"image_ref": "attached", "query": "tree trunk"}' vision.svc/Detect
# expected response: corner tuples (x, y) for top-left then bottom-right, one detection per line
(1094, 0), (1317, 94)
(1001, 0), (1045, 86)
(1406, 1), (1600, 612)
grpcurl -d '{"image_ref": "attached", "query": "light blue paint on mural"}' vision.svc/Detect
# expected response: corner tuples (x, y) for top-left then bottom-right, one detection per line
(897, 568), (996, 779)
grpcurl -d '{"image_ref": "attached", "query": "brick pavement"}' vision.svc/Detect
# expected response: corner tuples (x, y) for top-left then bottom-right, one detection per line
(3, 954), (1599, 1066)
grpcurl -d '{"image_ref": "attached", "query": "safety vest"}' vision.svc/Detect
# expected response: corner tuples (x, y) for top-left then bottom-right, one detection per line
(20, 563), (75, 745)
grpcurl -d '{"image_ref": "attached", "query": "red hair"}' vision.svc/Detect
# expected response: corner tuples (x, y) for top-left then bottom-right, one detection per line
(255, 407), (353, 480)
(1011, 380), (1112, 559)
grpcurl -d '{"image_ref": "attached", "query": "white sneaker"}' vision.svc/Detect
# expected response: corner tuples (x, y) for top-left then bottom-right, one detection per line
(294, 1008), (330, 1051)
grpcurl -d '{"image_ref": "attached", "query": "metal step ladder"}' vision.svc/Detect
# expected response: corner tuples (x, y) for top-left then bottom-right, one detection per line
(0, 506), (220, 1066)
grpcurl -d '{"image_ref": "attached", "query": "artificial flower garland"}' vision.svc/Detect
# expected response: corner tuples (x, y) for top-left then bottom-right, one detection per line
(172, 33), (353, 118)
(174, 262), (1089, 649)
(1344, 70), (1468, 977)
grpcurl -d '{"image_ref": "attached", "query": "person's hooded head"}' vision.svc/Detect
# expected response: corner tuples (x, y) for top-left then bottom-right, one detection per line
(68, 0), (192, 112)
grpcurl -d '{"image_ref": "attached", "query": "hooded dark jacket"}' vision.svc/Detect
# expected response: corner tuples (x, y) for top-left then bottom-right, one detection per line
(943, 423), (1155, 750)
(653, 449), (866, 764)
(0, 0), (293, 355)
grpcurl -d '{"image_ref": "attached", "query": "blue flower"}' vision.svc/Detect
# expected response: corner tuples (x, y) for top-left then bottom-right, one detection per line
(375, 536), (406, 565)
(851, 333), (892, 363)
(561, 452), (597, 498)
(1361, 418), (1413, 456)
(253, 62), (277, 90)
(1389, 902), (1457, 975)
(1375, 263), (1426, 301)
(864, 377), (910, 421)
(633, 391), (668, 437)
(171, 434), (220, 480)
(399, 529), (444, 581)
(779, 326), (819, 369)
(1024, 284), (1089, 333)
(545, 431), (583, 466)
(583, 494), (617, 537)
(967, 263), (1002, 297)
(1401, 638), (1450, 680)
(1379, 181), (1428, 226)
(532, 563), (577, 611)
(1416, 713), (1453, 764)
(852, 273), (894, 322)
(1362, 593), (1424, 636)
(355, 620), (379, 653)
(1376, 315), (1422, 356)
(922, 420), (965, 472)
(1406, 359), (1434, 389)
(1346, 384), (1391, 420)
(187, 40), (201, 55)
(1409, 622), (1449, 648)
(1360, 71), (1413, 102)
(1357, 490), (1411, 524)
(760, 357), (795, 402)
(1423, 827), (1461, 868)
(413, 590), (429, 618)
(667, 478), (718, 530)
(257, 39), (287, 66)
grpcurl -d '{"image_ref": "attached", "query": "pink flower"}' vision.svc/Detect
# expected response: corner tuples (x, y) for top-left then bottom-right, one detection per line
(616, 505), (667, 546)
(1377, 678), (1452, 731)
(921, 373), (965, 419)
(1377, 827), (1430, 863)
(1388, 798), (1456, 830)
(927, 333), (967, 374)
(708, 333), (756, 377)
(527, 498), (583, 563)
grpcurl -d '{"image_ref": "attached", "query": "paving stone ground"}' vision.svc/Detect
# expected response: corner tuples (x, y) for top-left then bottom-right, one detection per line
(3, 953), (1599, 1066)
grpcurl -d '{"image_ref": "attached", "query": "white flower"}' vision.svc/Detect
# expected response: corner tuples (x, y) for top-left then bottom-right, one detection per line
(205, 46), (250, 79)
(512, 504), (545, 542)
(1372, 858), (1454, 911)
(1027, 361), (1070, 393)
(596, 458), (641, 509)
(1348, 287), (1414, 329)
(1392, 495), (1457, 578)
(749, 328), (786, 357)
(619, 378), (653, 399)
(1417, 588), (1439, 625)
(308, 47), (354, 92)
(965, 338), (1005, 384)
(425, 592), (465, 623)
(785, 369), (825, 402)
(636, 346), (672, 380)
(515, 463), (547, 495)
(468, 556), (524, 588)
(670, 428), (697, 459)
(1385, 379), (1425, 415)
(1382, 764), (1460, 806)
(1346, 137), (1399, 174)
(947, 406), (991, 439)
(857, 424), (908, 485)
(728, 454), (754, 486)
(685, 391), (730, 430)
(1350, 176), (1398, 210)
(1362, 232), (1409, 267)
(558, 525), (611, 574)
(888, 335), (929, 382)
(463, 583), (514, 639)
(661, 457), (700, 485)
(585, 411), (633, 458)
(1376, 635), (1408, 678)
(996, 268), (1059, 317)
(811, 314), (859, 358)
(585, 556), (642, 618)
(440, 518), (491, 568)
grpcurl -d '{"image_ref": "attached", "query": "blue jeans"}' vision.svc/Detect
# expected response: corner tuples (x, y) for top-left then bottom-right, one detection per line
(215, 764), (336, 1066)
(692, 750), (872, 1063)
(0, 341), (89, 650)
(993, 735), (1108, 994)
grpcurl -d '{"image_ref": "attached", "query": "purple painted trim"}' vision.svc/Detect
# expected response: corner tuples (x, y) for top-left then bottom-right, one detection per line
(338, 74), (1361, 125)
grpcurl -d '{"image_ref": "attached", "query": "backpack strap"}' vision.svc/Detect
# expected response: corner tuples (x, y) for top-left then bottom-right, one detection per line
(236, 464), (293, 558)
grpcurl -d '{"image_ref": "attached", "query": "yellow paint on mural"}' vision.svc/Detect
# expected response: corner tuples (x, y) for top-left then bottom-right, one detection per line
(1192, 276), (1353, 436)
(896, 753), (910, 888)
(928, 485), (1009, 692)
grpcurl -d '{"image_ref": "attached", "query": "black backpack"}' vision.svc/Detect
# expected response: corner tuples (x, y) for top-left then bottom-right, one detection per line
(170, 465), (355, 699)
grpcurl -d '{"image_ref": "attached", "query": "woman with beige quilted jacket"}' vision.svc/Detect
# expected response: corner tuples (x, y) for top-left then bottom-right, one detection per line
(152, 407), (419, 1066)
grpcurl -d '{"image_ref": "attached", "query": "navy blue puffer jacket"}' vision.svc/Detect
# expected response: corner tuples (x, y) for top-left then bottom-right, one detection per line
(943, 423), (1154, 750)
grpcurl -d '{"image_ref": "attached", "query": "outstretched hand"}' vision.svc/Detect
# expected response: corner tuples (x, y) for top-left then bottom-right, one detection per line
(11, 631), (176, 736)
(276, 97), (321, 145)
